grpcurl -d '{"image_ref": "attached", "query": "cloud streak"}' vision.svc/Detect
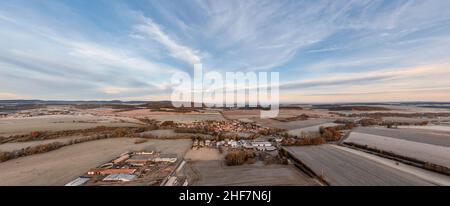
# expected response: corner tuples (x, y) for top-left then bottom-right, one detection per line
(134, 14), (202, 65)
(0, 0), (450, 102)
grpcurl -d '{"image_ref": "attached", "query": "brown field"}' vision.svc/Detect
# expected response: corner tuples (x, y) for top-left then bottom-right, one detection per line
(140, 129), (213, 139)
(255, 118), (334, 130)
(222, 108), (334, 121)
(0, 115), (142, 136)
(146, 114), (226, 123)
(222, 109), (337, 131)
(287, 123), (339, 137)
(185, 160), (319, 186)
(94, 109), (226, 123)
(184, 148), (224, 161)
(0, 135), (83, 152)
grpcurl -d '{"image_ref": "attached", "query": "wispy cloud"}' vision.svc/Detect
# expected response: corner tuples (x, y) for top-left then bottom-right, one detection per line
(0, 1), (182, 99)
(0, 0), (450, 101)
(283, 63), (450, 90)
(133, 14), (203, 65)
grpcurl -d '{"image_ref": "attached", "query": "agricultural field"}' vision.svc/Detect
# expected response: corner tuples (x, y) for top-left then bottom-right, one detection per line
(137, 113), (226, 123)
(184, 148), (224, 161)
(352, 127), (450, 147)
(254, 118), (334, 130)
(107, 109), (226, 123)
(398, 125), (450, 133)
(0, 114), (142, 136)
(222, 108), (334, 122)
(284, 145), (441, 186)
(0, 138), (191, 186)
(287, 123), (339, 137)
(181, 147), (319, 186)
(185, 160), (319, 186)
(140, 129), (214, 139)
(345, 132), (450, 168)
(0, 135), (84, 152)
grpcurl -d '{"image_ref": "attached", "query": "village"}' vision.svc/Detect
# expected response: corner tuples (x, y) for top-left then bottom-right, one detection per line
(0, 103), (449, 186)
(176, 120), (264, 134)
(64, 118), (285, 186)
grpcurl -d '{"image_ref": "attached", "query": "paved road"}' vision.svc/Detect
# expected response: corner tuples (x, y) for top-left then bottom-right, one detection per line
(284, 145), (435, 186)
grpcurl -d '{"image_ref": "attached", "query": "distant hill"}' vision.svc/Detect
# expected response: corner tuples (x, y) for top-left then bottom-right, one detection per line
(0, 100), (150, 105)
(1, 100), (449, 109)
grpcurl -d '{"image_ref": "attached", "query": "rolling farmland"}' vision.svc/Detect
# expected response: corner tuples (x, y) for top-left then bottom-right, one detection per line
(0, 138), (192, 186)
(284, 145), (437, 186)
(353, 127), (450, 147)
(186, 160), (319, 186)
(345, 132), (450, 168)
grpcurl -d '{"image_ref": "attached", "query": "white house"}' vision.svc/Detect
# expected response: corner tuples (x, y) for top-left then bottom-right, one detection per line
(265, 146), (277, 151)
(229, 140), (239, 148)
(216, 140), (225, 147)
(274, 137), (283, 143)
(243, 143), (254, 149)
(252, 141), (272, 147)
(255, 146), (266, 151)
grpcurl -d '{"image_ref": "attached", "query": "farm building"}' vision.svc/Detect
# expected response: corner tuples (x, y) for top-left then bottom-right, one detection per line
(64, 177), (90, 186)
(252, 141), (272, 147)
(103, 174), (137, 182)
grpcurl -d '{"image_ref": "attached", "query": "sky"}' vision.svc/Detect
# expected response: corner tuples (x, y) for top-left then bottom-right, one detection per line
(0, 0), (450, 103)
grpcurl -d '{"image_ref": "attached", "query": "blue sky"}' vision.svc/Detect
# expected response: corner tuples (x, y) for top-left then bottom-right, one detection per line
(1, 0), (450, 103)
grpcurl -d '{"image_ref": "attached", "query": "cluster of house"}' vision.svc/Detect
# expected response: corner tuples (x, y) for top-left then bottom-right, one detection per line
(193, 138), (279, 151)
(179, 120), (263, 134)
(65, 151), (178, 186)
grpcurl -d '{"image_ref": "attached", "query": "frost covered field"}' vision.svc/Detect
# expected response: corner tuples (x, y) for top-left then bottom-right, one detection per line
(345, 132), (450, 168)
(398, 125), (450, 132)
